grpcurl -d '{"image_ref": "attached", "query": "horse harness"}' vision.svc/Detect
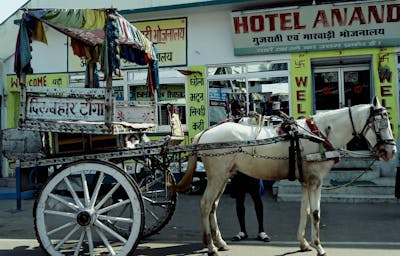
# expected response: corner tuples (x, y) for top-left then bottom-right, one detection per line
(348, 105), (396, 150)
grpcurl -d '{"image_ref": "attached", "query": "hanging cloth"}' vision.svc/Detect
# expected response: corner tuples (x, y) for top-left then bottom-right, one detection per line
(83, 9), (106, 30)
(14, 18), (33, 78)
(146, 45), (160, 97)
(42, 9), (84, 28)
(31, 20), (47, 44)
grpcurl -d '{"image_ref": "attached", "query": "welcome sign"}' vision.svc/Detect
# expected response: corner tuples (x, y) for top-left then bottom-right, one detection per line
(231, 0), (400, 55)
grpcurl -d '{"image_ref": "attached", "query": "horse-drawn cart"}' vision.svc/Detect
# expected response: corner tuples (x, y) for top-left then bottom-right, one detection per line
(4, 7), (397, 256)
(5, 8), (294, 255)
(3, 8), (187, 255)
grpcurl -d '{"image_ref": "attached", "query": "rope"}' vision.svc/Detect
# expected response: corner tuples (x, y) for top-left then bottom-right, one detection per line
(322, 157), (377, 190)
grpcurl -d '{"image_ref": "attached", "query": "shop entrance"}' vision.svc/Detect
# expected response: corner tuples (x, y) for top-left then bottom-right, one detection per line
(313, 64), (371, 150)
(313, 65), (371, 111)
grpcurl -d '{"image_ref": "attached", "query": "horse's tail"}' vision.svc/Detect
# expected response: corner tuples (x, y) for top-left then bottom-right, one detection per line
(168, 132), (202, 193)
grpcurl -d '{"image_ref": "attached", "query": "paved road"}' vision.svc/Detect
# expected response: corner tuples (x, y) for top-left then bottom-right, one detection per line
(0, 190), (400, 256)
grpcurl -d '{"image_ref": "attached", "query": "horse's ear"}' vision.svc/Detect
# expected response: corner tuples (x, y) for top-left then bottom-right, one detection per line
(372, 96), (382, 109)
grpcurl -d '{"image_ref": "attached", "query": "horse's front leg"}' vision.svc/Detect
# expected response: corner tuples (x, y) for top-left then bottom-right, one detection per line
(298, 185), (312, 251)
(308, 174), (326, 256)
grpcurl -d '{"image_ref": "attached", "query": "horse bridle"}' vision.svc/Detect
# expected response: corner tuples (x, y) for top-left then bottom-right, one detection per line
(348, 105), (396, 150)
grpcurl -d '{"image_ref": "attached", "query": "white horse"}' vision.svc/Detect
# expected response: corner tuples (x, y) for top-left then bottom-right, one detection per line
(171, 97), (396, 256)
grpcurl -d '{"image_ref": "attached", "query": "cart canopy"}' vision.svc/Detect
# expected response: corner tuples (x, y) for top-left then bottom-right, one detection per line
(14, 8), (158, 86)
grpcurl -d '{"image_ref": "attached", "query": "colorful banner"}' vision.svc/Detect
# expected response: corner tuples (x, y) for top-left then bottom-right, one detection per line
(186, 65), (207, 141)
(232, 1), (400, 55)
(67, 17), (187, 71)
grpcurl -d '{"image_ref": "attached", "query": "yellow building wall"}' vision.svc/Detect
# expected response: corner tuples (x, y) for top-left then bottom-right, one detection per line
(291, 48), (398, 139)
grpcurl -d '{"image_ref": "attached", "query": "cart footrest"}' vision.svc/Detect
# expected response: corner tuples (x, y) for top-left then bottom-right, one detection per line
(150, 201), (175, 206)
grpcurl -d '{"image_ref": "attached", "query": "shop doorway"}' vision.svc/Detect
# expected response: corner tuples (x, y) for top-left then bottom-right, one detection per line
(313, 65), (371, 111)
(313, 64), (371, 150)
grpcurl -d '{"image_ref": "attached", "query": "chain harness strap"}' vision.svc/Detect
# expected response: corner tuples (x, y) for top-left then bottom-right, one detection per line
(191, 147), (289, 160)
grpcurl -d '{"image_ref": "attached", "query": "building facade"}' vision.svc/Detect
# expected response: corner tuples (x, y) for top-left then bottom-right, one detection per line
(1, 0), (400, 176)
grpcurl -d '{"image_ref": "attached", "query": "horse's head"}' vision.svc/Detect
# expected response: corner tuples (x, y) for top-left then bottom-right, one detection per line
(362, 97), (397, 161)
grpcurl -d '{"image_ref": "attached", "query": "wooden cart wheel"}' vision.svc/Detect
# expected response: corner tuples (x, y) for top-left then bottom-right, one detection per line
(33, 160), (144, 256)
(137, 167), (177, 238)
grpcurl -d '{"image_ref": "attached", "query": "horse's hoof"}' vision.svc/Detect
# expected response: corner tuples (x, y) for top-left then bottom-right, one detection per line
(208, 252), (219, 256)
(317, 253), (327, 256)
(300, 244), (313, 252)
(218, 245), (229, 251)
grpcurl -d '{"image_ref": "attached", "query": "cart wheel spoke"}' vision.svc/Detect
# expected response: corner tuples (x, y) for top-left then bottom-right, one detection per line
(48, 192), (80, 211)
(34, 160), (144, 256)
(134, 167), (177, 238)
(98, 214), (134, 224)
(97, 199), (130, 215)
(95, 219), (127, 243)
(90, 172), (105, 208)
(81, 172), (90, 207)
(94, 183), (121, 211)
(44, 210), (76, 218)
(95, 226), (116, 255)
(64, 176), (84, 209)
(145, 207), (161, 221)
(47, 221), (76, 236)
(86, 226), (94, 256)
(73, 229), (86, 256)
(54, 224), (80, 250)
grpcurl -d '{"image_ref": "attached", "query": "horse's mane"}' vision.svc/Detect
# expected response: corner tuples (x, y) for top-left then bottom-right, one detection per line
(306, 104), (371, 135)
(310, 104), (370, 120)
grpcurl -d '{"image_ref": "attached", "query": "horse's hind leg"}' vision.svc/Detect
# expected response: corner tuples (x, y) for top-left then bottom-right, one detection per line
(200, 176), (229, 256)
(209, 182), (229, 251)
(308, 175), (326, 256)
(298, 186), (312, 252)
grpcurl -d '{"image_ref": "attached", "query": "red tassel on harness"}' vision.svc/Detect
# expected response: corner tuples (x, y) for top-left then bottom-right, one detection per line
(306, 118), (340, 163)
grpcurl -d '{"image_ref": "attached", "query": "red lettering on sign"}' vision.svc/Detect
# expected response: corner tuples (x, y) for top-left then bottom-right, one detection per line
(387, 4), (400, 22)
(368, 5), (384, 23)
(349, 7), (367, 25)
(28, 76), (47, 86)
(380, 85), (392, 97)
(265, 13), (278, 31)
(296, 90), (306, 101)
(331, 9), (347, 26)
(232, 3), (400, 34)
(312, 4), (400, 28)
(250, 15), (264, 32)
(293, 12), (306, 29)
(10, 77), (19, 88)
(295, 76), (308, 87)
(233, 17), (248, 33)
(313, 10), (329, 28)
(280, 13), (292, 30)
(297, 103), (306, 114)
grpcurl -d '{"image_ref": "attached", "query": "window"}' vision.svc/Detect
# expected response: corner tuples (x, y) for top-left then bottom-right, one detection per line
(157, 83), (186, 131)
(112, 86), (124, 101)
(206, 61), (290, 125)
(158, 105), (186, 125)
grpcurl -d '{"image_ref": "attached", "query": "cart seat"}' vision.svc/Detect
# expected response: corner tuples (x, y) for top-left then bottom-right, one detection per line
(2, 128), (46, 161)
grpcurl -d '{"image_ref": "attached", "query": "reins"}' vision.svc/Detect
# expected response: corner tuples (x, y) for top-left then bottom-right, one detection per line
(322, 157), (377, 190)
